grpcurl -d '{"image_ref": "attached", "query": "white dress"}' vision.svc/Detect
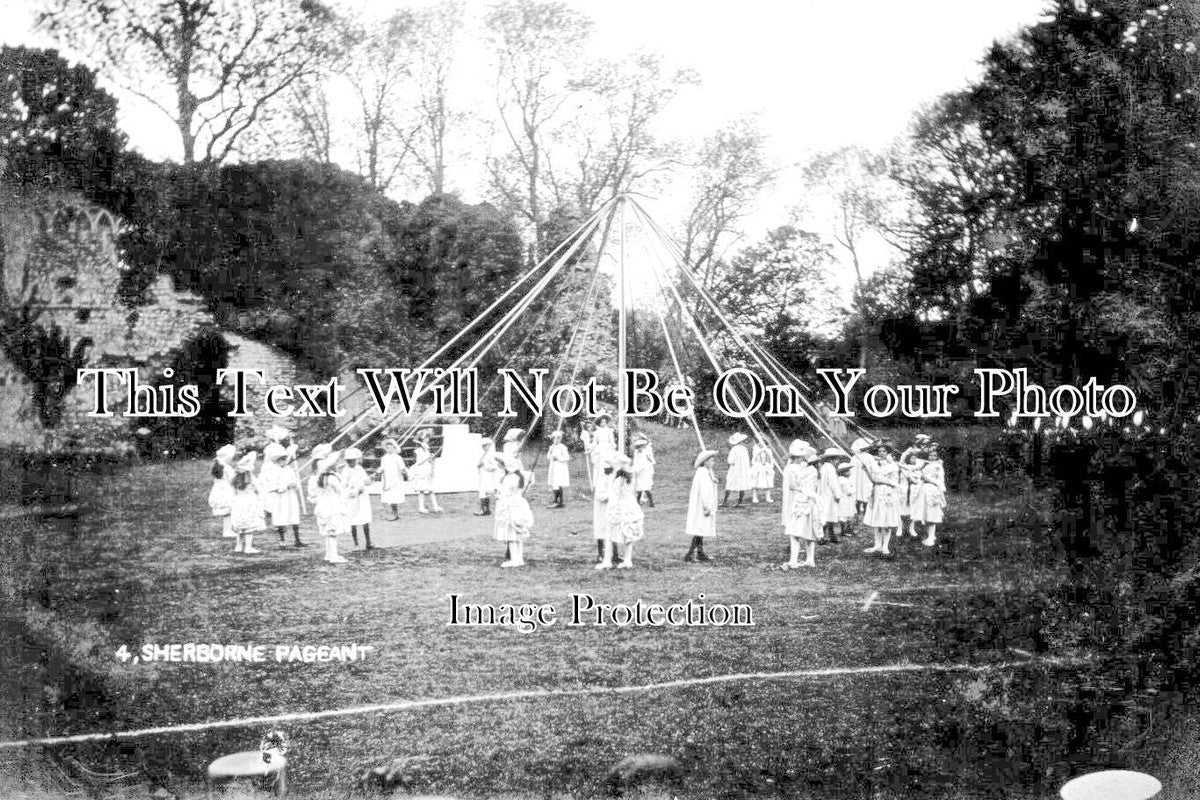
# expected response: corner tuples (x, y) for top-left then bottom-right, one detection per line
(208, 462), (234, 517)
(477, 451), (501, 497)
(837, 475), (856, 522)
(314, 471), (351, 538)
(547, 443), (571, 489)
(593, 427), (617, 455)
(410, 443), (435, 491)
(592, 468), (612, 540)
(725, 444), (751, 491)
(379, 453), (408, 504)
(816, 461), (842, 526)
(863, 460), (900, 528)
(345, 463), (373, 526)
(912, 461), (946, 524)
(750, 444), (774, 489)
(632, 445), (655, 492)
(230, 479), (266, 534)
(257, 460), (282, 519)
(685, 468), (718, 538)
(606, 477), (645, 544)
(853, 452), (875, 505)
(264, 460), (303, 526)
(782, 463), (819, 541)
(493, 472), (534, 542)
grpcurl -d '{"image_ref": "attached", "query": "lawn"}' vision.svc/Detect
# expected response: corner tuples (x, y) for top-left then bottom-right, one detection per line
(0, 421), (1186, 798)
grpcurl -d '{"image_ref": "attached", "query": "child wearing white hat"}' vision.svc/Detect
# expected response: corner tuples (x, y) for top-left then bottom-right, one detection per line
(592, 453), (614, 564)
(475, 440), (500, 517)
(781, 441), (820, 568)
(684, 449), (719, 562)
(313, 451), (350, 564)
(850, 437), (874, 517)
(836, 461), (856, 529)
(750, 437), (775, 504)
(344, 447), (374, 550)
(410, 429), (444, 514)
(631, 433), (656, 507)
(229, 452), (265, 554)
(378, 438), (408, 520)
(603, 452), (645, 569)
(546, 429), (570, 509)
(263, 441), (307, 548)
(912, 444), (946, 546)
(721, 432), (752, 508)
(208, 444), (237, 538)
(863, 442), (900, 556)
(494, 455), (534, 567)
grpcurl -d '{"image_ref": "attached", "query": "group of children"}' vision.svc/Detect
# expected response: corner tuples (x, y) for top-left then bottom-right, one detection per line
(206, 419), (945, 570)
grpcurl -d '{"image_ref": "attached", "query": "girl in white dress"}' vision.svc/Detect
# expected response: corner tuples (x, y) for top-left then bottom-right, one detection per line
(264, 442), (306, 548)
(685, 449), (719, 562)
(592, 456), (614, 564)
(474, 440), (500, 516)
(898, 452), (923, 537)
(208, 444), (237, 538)
(603, 453), (645, 569)
(546, 430), (570, 508)
(378, 438), (408, 520)
(863, 443), (901, 556)
(229, 452), (265, 554)
(850, 437), (874, 516)
(836, 462), (856, 527)
(344, 447), (373, 550)
(494, 455), (534, 567)
(410, 429), (443, 514)
(580, 420), (597, 488)
(593, 413), (617, 456)
(632, 434), (656, 507)
(781, 441), (820, 568)
(313, 451), (350, 564)
(913, 445), (946, 546)
(750, 438), (775, 503)
(722, 432), (752, 507)
(816, 447), (846, 541)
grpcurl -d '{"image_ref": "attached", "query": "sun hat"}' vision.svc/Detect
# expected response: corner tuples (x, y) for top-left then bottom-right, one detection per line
(728, 432), (748, 445)
(382, 438), (399, 450)
(694, 449), (719, 469)
(609, 452), (633, 469)
(265, 425), (291, 443)
(788, 439), (809, 457)
(550, 429), (564, 439)
(236, 452), (258, 472)
(836, 461), (852, 473)
(820, 447), (847, 459)
(311, 442), (333, 460)
(345, 447), (362, 460)
(504, 428), (524, 442)
(633, 437), (649, 448)
(415, 428), (433, 440)
(596, 411), (612, 422)
(215, 444), (236, 462)
(318, 451), (344, 473)
(264, 442), (287, 461)
(850, 437), (870, 453)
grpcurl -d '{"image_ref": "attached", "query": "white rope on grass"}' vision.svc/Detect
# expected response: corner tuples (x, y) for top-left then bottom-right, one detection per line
(0, 654), (1093, 751)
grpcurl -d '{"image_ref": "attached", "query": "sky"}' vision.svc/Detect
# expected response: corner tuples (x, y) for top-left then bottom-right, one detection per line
(1, 0), (1052, 294)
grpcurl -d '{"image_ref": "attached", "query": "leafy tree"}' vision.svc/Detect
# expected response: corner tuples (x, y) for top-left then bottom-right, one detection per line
(38, 0), (336, 164)
(0, 46), (126, 193)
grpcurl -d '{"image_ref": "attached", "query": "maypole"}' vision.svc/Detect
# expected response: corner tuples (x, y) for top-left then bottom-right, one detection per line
(617, 196), (629, 454)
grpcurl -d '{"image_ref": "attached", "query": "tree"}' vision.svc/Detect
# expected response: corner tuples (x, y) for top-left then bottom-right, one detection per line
(409, 1), (467, 195)
(0, 46), (126, 193)
(342, 10), (420, 192)
(485, 0), (594, 262)
(677, 117), (775, 313)
(559, 52), (698, 215)
(37, 0), (335, 165)
(708, 225), (841, 347)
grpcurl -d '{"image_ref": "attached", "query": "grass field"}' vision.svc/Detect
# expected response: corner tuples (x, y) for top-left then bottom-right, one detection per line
(0, 421), (1191, 798)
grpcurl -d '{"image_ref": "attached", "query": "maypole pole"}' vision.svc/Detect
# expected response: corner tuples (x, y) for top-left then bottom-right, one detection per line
(617, 195), (628, 454)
